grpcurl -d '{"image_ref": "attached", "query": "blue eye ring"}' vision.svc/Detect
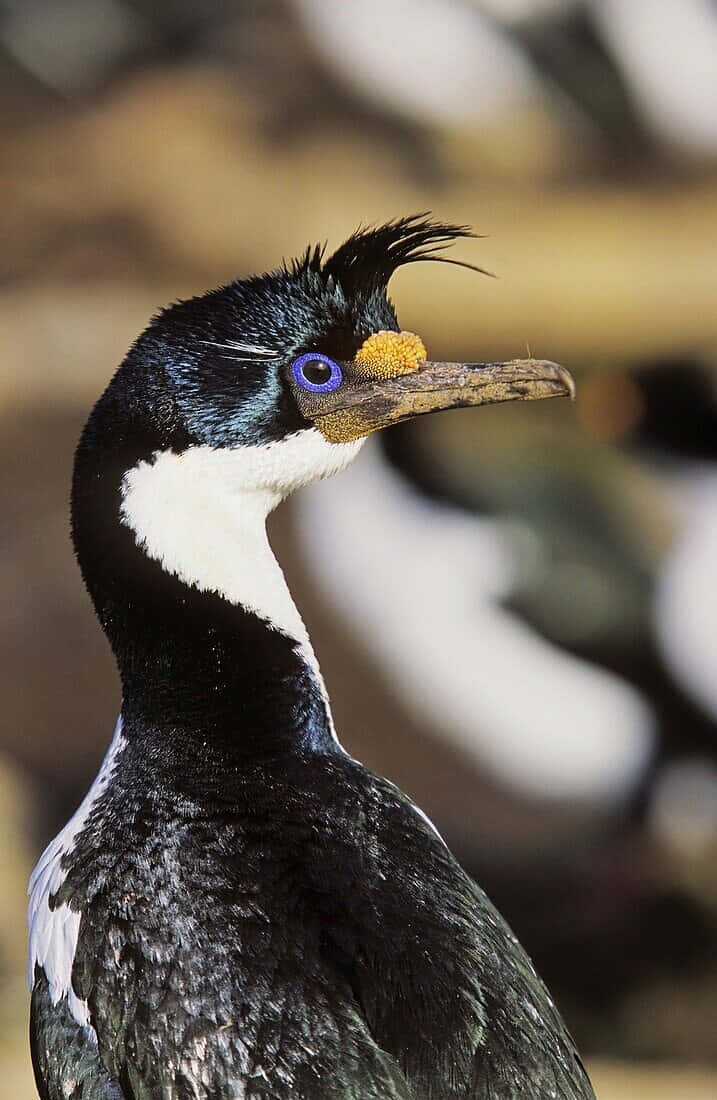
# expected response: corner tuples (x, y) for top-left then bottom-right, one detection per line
(291, 352), (343, 394)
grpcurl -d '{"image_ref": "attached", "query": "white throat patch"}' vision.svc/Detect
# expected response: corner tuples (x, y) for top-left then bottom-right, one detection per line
(119, 429), (363, 709)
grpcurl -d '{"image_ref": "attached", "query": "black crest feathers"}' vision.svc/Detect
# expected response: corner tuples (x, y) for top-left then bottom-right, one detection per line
(291, 214), (491, 299)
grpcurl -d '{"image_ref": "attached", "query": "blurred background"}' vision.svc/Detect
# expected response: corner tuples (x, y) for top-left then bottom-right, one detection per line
(2, 1), (717, 1096)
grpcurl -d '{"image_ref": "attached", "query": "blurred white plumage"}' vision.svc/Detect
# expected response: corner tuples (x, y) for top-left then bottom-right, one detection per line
(297, 442), (655, 805)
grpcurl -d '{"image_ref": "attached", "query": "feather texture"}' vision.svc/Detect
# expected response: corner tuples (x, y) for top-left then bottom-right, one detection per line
(292, 214), (491, 298)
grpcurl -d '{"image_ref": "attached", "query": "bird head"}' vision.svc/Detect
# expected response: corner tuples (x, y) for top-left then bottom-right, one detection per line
(71, 215), (574, 728)
(110, 215), (572, 498)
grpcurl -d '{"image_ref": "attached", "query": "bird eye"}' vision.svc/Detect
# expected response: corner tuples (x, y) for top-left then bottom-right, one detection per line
(291, 353), (343, 394)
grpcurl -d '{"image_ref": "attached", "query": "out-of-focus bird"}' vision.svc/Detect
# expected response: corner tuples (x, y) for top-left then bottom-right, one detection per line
(621, 357), (717, 729)
(27, 217), (593, 1099)
(296, 438), (654, 806)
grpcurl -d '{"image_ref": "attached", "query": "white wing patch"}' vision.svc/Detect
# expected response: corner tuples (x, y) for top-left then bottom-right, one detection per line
(28, 716), (127, 1028)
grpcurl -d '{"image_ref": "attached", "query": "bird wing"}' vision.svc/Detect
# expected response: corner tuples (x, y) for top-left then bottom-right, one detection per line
(459, 878), (597, 1100)
(30, 970), (126, 1100)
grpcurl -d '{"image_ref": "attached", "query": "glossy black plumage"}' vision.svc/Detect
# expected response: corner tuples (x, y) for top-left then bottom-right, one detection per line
(30, 217), (595, 1099)
(35, 739), (592, 1099)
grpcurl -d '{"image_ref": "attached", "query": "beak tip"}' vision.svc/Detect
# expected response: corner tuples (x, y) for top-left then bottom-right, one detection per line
(553, 362), (576, 403)
(508, 358), (576, 402)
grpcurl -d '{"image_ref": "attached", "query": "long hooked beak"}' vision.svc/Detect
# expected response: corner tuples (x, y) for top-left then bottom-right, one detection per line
(314, 359), (575, 443)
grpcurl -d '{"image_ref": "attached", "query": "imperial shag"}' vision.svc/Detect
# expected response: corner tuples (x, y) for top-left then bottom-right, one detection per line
(28, 216), (594, 1099)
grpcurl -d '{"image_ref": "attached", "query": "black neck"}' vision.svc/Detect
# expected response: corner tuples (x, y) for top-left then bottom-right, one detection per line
(71, 366), (334, 759)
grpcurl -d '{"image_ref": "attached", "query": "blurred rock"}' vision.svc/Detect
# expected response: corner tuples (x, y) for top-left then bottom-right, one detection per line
(0, 756), (37, 1100)
(588, 1059), (717, 1100)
